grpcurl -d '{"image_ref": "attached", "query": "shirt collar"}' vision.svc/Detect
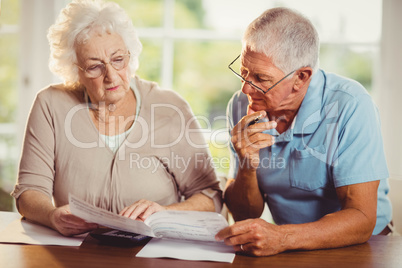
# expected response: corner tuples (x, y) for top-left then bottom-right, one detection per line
(263, 70), (325, 141)
(293, 70), (325, 134)
(263, 114), (297, 142)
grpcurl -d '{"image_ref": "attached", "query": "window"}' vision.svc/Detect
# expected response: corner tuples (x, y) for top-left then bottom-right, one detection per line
(0, 0), (20, 210)
(0, 0), (382, 211)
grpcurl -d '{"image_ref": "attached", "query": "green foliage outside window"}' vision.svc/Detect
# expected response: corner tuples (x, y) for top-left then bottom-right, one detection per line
(0, 0), (20, 210)
(320, 44), (374, 91)
(136, 39), (163, 84)
(0, 0), (20, 24)
(175, 0), (205, 29)
(0, 34), (18, 123)
(112, 0), (163, 27)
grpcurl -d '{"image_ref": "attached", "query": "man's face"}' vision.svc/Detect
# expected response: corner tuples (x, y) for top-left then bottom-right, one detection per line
(240, 48), (298, 115)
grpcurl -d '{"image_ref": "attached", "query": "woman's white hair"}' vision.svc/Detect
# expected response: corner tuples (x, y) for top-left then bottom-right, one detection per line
(242, 7), (320, 74)
(47, 0), (142, 86)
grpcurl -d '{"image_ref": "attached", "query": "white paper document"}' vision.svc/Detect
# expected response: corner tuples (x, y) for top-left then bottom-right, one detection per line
(69, 194), (229, 242)
(136, 238), (236, 263)
(0, 216), (85, 246)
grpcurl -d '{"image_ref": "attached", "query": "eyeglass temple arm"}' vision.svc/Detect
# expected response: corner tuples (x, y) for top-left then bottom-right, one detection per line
(269, 70), (296, 90)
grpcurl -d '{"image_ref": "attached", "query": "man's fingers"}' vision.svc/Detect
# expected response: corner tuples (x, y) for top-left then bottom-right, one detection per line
(244, 112), (266, 127)
(232, 112), (265, 134)
(215, 220), (252, 241)
(232, 121), (277, 144)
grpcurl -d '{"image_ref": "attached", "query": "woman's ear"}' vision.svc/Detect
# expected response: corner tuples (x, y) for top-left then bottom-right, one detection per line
(294, 67), (313, 90)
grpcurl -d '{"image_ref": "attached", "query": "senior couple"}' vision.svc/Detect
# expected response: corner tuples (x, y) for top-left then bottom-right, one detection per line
(12, 0), (393, 256)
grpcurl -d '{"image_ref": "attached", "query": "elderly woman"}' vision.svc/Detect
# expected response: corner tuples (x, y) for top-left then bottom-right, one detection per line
(11, 0), (221, 236)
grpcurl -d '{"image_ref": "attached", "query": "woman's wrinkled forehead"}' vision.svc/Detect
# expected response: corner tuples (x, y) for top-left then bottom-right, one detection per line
(74, 31), (127, 63)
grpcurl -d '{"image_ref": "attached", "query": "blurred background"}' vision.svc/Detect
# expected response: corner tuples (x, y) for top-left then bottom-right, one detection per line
(0, 0), (401, 231)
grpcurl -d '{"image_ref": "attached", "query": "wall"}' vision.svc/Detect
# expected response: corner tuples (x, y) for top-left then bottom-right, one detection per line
(376, 0), (402, 233)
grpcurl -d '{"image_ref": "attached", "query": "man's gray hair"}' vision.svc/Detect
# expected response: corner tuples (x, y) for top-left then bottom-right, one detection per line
(242, 7), (319, 74)
(47, 0), (142, 86)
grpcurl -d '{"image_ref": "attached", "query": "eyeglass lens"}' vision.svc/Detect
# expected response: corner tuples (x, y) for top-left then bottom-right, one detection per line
(228, 55), (267, 93)
(228, 54), (295, 94)
(83, 54), (130, 78)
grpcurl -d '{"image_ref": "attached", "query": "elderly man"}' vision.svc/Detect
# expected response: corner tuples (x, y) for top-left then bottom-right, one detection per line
(215, 7), (393, 256)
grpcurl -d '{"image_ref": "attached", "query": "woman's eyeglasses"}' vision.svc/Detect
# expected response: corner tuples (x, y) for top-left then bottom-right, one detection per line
(76, 53), (131, 79)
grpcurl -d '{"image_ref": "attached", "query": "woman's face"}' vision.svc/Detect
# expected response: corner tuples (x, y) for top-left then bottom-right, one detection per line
(75, 31), (131, 106)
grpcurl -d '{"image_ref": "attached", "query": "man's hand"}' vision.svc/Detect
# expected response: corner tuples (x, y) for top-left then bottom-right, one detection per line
(231, 111), (276, 170)
(215, 218), (288, 256)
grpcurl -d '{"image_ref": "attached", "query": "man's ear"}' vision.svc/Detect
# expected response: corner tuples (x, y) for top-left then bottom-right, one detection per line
(294, 67), (313, 90)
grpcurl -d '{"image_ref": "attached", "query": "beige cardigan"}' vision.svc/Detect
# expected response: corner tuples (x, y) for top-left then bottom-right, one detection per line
(12, 77), (222, 213)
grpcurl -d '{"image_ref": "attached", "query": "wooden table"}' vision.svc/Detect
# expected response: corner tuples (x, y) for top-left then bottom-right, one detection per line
(1, 234), (402, 267)
(1, 212), (402, 268)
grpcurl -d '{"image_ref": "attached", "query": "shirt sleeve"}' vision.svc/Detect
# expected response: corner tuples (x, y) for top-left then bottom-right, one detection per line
(332, 93), (389, 187)
(166, 98), (223, 212)
(11, 90), (55, 200)
(226, 94), (240, 180)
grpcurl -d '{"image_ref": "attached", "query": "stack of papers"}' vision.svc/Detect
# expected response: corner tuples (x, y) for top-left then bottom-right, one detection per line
(0, 212), (85, 246)
(0, 195), (237, 264)
(69, 194), (236, 263)
(137, 238), (235, 263)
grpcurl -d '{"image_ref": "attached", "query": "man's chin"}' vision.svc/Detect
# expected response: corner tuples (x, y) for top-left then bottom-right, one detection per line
(247, 105), (266, 115)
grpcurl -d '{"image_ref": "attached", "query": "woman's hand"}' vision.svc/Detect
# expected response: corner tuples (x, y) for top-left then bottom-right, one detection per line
(49, 204), (98, 236)
(119, 199), (166, 221)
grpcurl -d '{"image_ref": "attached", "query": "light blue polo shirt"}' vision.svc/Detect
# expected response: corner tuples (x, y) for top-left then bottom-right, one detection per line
(227, 69), (391, 235)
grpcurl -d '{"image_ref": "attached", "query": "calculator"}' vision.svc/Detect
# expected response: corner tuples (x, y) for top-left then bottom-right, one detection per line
(90, 229), (150, 246)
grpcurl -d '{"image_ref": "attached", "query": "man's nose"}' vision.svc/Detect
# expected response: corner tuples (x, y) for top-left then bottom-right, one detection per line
(241, 80), (258, 94)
